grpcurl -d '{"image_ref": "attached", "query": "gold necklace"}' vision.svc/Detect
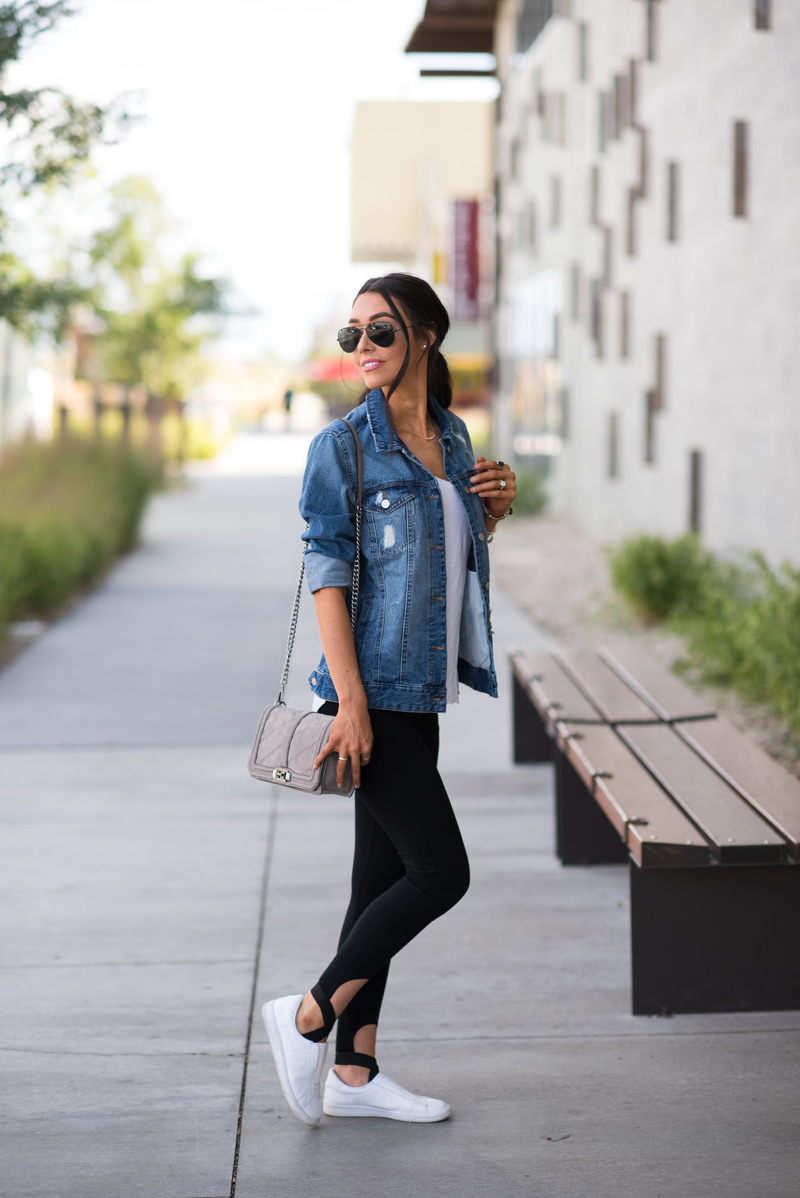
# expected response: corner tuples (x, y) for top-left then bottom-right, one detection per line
(394, 419), (437, 441)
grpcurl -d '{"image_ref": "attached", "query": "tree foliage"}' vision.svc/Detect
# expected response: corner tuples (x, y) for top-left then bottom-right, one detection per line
(0, 2), (132, 332)
(87, 177), (228, 399)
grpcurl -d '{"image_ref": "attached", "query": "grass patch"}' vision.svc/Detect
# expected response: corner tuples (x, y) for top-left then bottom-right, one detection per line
(0, 436), (161, 629)
(609, 533), (800, 736)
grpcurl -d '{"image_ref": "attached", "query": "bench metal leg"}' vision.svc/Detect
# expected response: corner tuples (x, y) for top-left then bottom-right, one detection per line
(555, 750), (629, 866)
(512, 674), (552, 763)
(630, 862), (800, 1015)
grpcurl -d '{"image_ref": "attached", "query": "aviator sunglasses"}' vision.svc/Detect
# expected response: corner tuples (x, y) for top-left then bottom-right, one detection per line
(337, 321), (418, 355)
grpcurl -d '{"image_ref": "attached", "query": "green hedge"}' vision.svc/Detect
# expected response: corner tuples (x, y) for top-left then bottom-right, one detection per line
(0, 437), (161, 629)
(609, 534), (800, 735)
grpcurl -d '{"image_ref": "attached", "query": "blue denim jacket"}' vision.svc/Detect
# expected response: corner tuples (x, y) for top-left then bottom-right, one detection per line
(299, 387), (497, 713)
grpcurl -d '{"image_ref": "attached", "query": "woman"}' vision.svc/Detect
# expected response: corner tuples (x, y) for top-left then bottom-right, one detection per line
(263, 273), (516, 1126)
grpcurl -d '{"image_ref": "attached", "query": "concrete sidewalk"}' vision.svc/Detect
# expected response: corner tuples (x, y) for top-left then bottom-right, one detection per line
(1, 435), (798, 1198)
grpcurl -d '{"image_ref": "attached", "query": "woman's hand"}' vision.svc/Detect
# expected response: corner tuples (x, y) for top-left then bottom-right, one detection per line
(469, 456), (517, 522)
(314, 702), (373, 790)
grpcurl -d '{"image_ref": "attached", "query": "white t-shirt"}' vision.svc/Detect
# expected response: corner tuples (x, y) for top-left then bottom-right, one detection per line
(312, 475), (472, 711)
(437, 477), (470, 706)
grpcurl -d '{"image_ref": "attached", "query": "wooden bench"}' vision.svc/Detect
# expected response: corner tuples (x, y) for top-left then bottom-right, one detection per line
(510, 645), (800, 1016)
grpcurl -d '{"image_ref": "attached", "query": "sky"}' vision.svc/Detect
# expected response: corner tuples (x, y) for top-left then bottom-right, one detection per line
(10, 0), (497, 363)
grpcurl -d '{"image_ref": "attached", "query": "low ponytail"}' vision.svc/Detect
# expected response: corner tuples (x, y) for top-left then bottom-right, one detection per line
(426, 344), (453, 410)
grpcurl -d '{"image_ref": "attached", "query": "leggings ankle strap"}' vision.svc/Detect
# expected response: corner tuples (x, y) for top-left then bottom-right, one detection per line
(300, 984), (336, 1043)
(335, 1051), (379, 1081)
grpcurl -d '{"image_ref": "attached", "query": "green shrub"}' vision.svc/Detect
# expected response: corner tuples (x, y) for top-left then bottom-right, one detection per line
(512, 466), (548, 516)
(608, 533), (714, 622)
(609, 532), (800, 736)
(0, 437), (161, 629)
(677, 554), (800, 734)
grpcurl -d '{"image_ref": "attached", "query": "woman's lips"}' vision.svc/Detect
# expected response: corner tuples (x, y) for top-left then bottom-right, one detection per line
(361, 359), (385, 372)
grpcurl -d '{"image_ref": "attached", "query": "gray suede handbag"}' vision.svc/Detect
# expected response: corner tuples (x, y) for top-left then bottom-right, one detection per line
(247, 420), (362, 797)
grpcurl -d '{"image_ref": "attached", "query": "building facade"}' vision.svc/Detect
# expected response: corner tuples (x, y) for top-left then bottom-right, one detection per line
(350, 101), (495, 408)
(490, 0), (799, 564)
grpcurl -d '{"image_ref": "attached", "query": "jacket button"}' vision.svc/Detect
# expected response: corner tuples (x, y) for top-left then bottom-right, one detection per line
(311, 676), (317, 686)
(478, 533), (485, 542)
(484, 581), (490, 591)
(464, 484), (470, 493)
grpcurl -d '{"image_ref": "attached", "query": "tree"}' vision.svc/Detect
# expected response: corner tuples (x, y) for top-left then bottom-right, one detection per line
(87, 177), (228, 401)
(0, 2), (132, 333)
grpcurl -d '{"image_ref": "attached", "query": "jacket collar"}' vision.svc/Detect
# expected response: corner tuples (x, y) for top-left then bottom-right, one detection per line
(364, 388), (452, 453)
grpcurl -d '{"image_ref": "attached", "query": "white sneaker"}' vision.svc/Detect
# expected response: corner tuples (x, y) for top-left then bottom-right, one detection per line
(262, 994), (328, 1127)
(323, 1068), (451, 1122)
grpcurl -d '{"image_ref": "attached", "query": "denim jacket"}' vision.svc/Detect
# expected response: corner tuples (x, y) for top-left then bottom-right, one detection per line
(299, 387), (497, 713)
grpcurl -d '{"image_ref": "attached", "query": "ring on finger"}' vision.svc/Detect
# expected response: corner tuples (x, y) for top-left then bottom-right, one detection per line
(496, 460), (506, 468)
(499, 478), (507, 489)
(361, 755), (371, 763)
(338, 755), (348, 762)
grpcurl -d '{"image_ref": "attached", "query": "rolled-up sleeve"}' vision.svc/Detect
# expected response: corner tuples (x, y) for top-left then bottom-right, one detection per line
(300, 428), (357, 594)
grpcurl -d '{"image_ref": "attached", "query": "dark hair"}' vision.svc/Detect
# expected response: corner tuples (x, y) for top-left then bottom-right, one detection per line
(353, 272), (453, 409)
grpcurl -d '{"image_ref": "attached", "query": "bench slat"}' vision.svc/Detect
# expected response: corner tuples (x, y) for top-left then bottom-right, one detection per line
(555, 650), (661, 724)
(557, 722), (711, 868)
(510, 650), (603, 724)
(675, 715), (800, 856)
(619, 724), (789, 864)
(597, 645), (717, 722)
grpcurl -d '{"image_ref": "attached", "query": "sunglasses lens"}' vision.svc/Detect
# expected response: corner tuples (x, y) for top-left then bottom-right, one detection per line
(337, 328), (360, 353)
(366, 323), (396, 347)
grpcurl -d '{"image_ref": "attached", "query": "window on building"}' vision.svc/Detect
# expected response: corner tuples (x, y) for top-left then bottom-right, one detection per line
(620, 292), (630, 358)
(654, 333), (666, 408)
(608, 412), (619, 478)
(517, 0), (554, 55)
(629, 59), (638, 124)
(603, 229), (613, 286)
(551, 176), (562, 227)
(754, 0), (771, 30)
(590, 165), (601, 224)
(667, 161), (680, 241)
(626, 187), (637, 256)
(526, 199), (538, 254)
(510, 137), (521, 181)
(591, 280), (604, 358)
(578, 22), (589, 81)
(556, 93), (567, 144)
(559, 387), (570, 440)
(733, 121), (748, 217)
(570, 263), (581, 320)
(646, 0), (658, 61)
(644, 391), (656, 463)
(638, 126), (650, 199)
(689, 450), (703, 532)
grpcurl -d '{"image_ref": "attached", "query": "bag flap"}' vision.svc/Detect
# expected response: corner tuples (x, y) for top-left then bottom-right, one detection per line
(250, 706), (333, 786)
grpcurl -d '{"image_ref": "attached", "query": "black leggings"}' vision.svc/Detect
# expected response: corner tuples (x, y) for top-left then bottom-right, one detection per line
(316, 704), (470, 1058)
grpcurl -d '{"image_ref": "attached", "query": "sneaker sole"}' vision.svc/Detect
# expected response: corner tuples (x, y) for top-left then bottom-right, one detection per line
(323, 1101), (451, 1123)
(262, 1000), (321, 1127)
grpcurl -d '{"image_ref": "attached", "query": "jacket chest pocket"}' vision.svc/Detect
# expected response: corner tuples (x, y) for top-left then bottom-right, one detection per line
(365, 488), (415, 556)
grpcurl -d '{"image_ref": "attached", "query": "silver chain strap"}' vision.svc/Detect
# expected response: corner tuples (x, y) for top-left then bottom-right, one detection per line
(275, 432), (362, 706)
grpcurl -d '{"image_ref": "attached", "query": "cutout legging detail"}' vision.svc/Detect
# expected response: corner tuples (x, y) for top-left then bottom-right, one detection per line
(317, 704), (470, 1057)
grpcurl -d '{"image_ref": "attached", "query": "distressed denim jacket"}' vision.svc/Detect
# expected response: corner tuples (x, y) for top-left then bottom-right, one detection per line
(299, 387), (497, 713)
